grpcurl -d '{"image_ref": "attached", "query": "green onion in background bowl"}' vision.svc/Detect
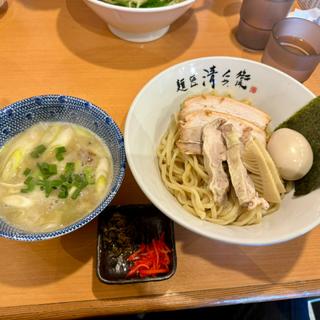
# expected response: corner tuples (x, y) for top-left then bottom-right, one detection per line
(83, 0), (196, 42)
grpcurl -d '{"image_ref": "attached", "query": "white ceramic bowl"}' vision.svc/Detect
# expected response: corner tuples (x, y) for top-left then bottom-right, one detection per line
(83, 0), (195, 42)
(125, 56), (319, 246)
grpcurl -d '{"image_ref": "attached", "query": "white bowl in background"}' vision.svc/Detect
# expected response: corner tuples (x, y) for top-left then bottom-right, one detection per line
(83, 0), (195, 42)
(124, 56), (318, 246)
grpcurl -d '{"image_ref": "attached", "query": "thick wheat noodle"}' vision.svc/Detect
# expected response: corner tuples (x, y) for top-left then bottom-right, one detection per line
(157, 117), (278, 226)
(169, 149), (180, 182)
(187, 155), (208, 181)
(182, 163), (192, 186)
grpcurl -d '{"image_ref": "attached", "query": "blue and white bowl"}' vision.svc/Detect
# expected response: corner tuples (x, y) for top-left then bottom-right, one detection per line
(0, 95), (126, 241)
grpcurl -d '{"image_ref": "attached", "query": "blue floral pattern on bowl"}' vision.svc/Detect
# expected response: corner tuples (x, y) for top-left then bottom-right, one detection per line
(0, 95), (126, 241)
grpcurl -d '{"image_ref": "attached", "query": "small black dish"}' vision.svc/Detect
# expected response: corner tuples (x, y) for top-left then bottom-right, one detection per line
(96, 204), (177, 284)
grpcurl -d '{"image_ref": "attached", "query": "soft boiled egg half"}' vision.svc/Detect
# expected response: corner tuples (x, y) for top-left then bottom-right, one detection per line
(267, 128), (313, 181)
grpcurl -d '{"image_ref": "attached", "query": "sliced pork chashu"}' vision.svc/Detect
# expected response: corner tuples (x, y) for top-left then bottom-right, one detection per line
(177, 109), (266, 154)
(176, 141), (202, 155)
(179, 94), (271, 130)
(202, 119), (229, 205)
(221, 123), (269, 211)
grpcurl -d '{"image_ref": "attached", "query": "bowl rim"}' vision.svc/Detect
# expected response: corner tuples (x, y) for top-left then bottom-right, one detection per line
(124, 56), (317, 246)
(85, 0), (196, 13)
(0, 94), (126, 241)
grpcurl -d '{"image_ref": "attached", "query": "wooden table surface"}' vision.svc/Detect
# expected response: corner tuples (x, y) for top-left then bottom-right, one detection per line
(0, 0), (319, 319)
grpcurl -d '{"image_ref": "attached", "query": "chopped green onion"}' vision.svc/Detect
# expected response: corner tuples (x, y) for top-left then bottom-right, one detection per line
(43, 180), (53, 197)
(56, 153), (64, 161)
(56, 146), (66, 153)
(60, 175), (72, 187)
(61, 183), (72, 192)
(36, 179), (45, 186)
(84, 167), (95, 184)
(48, 164), (57, 175)
(37, 162), (48, 175)
(41, 179), (63, 197)
(71, 174), (88, 200)
(21, 176), (36, 193)
(23, 168), (31, 176)
(24, 176), (33, 184)
(65, 162), (75, 175)
(30, 145), (46, 159)
(19, 148), (93, 198)
(44, 188), (51, 197)
(71, 187), (84, 200)
(37, 162), (57, 179)
(58, 185), (69, 199)
(55, 146), (66, 161)
(73, 174), (82, 186)
(51, 179), (62, 189)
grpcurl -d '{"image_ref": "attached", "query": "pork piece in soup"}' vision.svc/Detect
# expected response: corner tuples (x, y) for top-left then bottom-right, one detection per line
(0, 122), (113, 233)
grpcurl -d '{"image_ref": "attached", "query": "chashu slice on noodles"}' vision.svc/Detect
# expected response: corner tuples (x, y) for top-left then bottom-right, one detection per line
(202, 119), (229, 205)
(176, 141), (202, 155)
(177, 109), (266, 155)
(179, 94), (271, 130)
(220, 123), (269, 211)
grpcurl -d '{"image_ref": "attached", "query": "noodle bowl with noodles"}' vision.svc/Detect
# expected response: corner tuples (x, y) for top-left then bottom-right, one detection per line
(125, 56), (319, 246)
(157, 93), (284, 226)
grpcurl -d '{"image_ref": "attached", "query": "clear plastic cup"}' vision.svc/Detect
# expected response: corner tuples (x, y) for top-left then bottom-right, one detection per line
(236, 0), (294, 50)
(240, 0), (294, 29)
(262, 17), (320, 82)
(236, 19), (272, 50)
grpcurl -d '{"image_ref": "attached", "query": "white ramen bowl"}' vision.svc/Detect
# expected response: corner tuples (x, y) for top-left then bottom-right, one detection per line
(125, 56), (318, 246)
(83, 0), (195, 43)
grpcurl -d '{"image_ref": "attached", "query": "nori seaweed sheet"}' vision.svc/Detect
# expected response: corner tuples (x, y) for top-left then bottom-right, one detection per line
(277, 96), (320, 196)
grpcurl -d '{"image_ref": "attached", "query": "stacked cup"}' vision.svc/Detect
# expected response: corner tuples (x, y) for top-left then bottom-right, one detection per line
(236, 0), (294, 50)
(262, 17), (320, 82)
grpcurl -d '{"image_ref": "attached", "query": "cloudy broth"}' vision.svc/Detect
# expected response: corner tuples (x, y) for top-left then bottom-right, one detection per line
(0, 122), (112, 233)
